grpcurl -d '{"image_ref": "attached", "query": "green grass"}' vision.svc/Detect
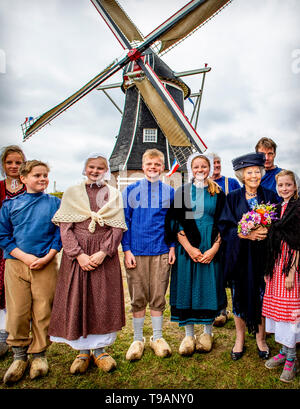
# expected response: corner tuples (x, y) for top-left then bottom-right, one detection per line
(0, 255), (299, 390)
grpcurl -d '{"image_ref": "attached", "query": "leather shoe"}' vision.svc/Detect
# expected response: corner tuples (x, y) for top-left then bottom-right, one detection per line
(231, 346), (245, 361)
(257, 347), (270, 360)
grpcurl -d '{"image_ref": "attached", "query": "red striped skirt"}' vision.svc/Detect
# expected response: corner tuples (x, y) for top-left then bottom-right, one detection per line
(262, 242), (300, 322)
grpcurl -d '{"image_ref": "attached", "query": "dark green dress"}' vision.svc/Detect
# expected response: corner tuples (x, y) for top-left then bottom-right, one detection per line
(170, 185), (226, 326)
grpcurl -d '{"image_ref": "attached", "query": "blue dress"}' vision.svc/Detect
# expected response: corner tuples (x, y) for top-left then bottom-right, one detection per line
(170, 185), (226, 326)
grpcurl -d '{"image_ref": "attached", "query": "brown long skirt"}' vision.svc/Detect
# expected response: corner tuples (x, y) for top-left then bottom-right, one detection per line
(48, 223), (125, 340)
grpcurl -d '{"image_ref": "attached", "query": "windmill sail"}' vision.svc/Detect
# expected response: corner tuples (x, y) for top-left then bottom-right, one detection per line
(134, 77), (195, 167)
(22, 0), (227, 142)
(134, 77), (191, 147)
(134, 60), (207, 153)
(23, 60), (122, 140)
(22, 0), (209, 140)
(148, 0), (232, 54)
(91, 0), (144, 46)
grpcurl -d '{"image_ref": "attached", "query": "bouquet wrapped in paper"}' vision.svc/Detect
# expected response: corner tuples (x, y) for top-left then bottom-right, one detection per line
(237, 203), (278, 237)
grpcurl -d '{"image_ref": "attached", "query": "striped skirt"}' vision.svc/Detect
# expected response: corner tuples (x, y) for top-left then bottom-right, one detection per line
(262, 242), (300, 323)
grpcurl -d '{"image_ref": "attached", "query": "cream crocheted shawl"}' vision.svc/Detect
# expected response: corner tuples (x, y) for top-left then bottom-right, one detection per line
(52, 181), (127, 233)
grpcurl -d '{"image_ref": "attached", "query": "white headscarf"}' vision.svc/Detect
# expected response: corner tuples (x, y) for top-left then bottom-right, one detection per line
(82, 152), (111, 186)
(186, 151), (214, 184)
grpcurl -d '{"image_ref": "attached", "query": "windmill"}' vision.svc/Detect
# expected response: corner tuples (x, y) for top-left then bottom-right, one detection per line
(21, 0), (232, 186)
(99, 53), (212, 188)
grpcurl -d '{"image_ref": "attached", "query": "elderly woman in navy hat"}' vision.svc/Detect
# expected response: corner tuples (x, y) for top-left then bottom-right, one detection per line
(218, 152), (278, 361)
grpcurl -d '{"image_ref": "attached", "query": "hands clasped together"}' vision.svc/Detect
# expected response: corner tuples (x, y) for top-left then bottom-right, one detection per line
(77, 251), (107, 271)
(10, 248), (58, 271)
(187, 246), (217, 264)
(177, 230), (221, 265)
(23, 254), (52, 270)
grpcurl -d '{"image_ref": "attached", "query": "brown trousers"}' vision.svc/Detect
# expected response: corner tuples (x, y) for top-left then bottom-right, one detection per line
(4, 257), (58, 353)
(125, 254), (171, 313)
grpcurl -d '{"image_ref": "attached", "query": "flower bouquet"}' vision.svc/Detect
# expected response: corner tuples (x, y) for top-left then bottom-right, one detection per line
(237, 203), (278, 236)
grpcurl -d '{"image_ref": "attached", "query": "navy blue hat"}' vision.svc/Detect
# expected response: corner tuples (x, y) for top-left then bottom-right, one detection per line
(232, 152), (265, 171)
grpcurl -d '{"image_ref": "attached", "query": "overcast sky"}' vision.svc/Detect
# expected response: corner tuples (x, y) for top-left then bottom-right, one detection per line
(1, 0), (300, 192)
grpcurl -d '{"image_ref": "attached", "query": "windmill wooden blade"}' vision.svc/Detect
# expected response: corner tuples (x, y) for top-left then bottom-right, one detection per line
(22, 0), (213, 141)
(134, 77), (191, 147)
(147, 0), (232, 55)
(134, 61), (207, 154)
(91, 0), (144, 48)
(23, 59), (124, 140)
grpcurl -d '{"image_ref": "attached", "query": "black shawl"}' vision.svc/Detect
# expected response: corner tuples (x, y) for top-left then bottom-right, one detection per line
(165, 183), (226, 255)
(265, 197), (300, 277)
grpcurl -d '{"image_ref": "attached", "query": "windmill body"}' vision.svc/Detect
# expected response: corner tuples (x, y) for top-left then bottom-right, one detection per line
(109, 50), (190, 181)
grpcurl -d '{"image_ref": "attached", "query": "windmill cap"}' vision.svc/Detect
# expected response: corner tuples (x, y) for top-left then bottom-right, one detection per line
(232, 152), (265, 171)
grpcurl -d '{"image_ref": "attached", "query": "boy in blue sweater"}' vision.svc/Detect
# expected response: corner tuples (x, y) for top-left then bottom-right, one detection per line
(122, 149), (175, 361)
(0, 160), (61, 384)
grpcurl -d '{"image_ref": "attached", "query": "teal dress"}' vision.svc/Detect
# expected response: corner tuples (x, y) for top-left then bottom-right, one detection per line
(170, 185), (226, 326)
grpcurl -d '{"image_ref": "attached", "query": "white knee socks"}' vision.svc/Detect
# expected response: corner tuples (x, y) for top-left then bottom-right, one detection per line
(151, 315), (163, 341)
(133, 317), (145, 342)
